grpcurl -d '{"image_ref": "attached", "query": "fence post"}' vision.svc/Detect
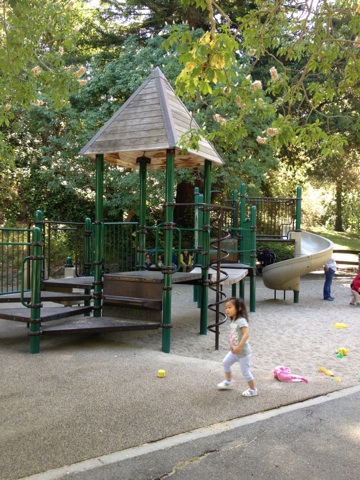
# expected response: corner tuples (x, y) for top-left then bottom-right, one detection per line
(249, 206), (257, 313)
(295, 186), (302, 231)
(29, 227), (43, 354)
(83, 217), (92, 276)
(239, 183), (246, 263)
(232, 189), (238, 236)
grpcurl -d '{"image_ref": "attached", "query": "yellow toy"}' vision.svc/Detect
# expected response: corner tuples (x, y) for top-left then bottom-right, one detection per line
(336, 348), (349, 356)
(318, 367), (334, 377)
(333, 323), (348, 329)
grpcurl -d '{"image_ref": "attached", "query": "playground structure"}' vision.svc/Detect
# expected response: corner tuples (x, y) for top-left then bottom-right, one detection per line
(0, 68), (339, 354)
(0, 68), (257, 354)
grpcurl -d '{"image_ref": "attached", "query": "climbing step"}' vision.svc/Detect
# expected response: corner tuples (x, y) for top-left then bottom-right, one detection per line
(0, 305), (93, 323)
(41, 316), (160, 335)
(0, 291), (92, 303)
(42, 276), (94, 290)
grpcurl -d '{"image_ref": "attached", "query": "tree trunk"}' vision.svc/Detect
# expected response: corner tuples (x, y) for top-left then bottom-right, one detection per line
(334, 179), (343, 232)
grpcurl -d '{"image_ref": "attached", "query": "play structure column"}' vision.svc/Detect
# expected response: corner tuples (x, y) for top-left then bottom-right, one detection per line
(249, 205), (257, 312)
(28, 225), (43, 354)
(239, 183), (247, 300)
(200, 160), (211, 335)
(137, 155), (150, 270)
(193, 188), (201, 304)
(94, 154), (104, 317)
(162, 149), (175, 353)
(293, 185), (302, 304)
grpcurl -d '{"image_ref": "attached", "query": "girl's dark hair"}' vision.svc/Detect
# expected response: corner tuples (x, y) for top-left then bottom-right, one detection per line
(226, 297), (248, 321)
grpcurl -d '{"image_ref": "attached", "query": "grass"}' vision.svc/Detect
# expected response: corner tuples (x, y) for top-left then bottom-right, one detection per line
(309, 228), (360, 251)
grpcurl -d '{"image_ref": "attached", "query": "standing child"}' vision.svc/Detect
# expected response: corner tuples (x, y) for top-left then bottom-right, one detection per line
(217, 297), (257, 397)
(323, 257), (337, 301)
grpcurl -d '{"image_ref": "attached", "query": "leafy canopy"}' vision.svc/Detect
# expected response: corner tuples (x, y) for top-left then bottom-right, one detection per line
(0, 0), (86, 126)
(167, 0), (360, 157)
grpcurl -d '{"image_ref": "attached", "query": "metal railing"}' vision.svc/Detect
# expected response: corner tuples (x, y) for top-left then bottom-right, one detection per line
(0, 227), (32, 294)
(245, 196), (296, 237)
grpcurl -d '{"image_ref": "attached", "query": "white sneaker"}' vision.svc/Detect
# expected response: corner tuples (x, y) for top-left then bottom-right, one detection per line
(242, 387), (258, 397)
(217, 380), (234, 390)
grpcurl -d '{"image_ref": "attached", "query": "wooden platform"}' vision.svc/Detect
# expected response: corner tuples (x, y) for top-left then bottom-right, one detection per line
(0, 291), (92, 303)
(42, 276), (94, 290)
(41, 316), (160, 335)
(191, 266), (248, 285)
(0, 306), (93, 323)
(103, 270), (203, 284)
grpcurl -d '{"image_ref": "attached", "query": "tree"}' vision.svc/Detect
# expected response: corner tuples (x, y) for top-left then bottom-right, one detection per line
(0, 0), (87, 126)
(165, 0), (360, 229)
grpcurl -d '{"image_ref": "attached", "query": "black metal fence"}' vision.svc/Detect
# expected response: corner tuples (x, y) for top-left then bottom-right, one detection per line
(245, 196), (296, 238)
(0, 227), (32, 294)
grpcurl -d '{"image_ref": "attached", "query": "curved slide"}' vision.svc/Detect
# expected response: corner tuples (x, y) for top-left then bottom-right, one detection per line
(262, 231), (334, 292)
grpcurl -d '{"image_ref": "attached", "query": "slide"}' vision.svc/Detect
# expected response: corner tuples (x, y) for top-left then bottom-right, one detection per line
(262, 231), (334, 292)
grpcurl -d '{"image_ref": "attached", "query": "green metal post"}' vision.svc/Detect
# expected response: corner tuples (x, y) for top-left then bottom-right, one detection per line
(193, 188), (201, 304)
(295, 186), (302, 231)
(162, 149), (175, 353)
(232, 189), (238, 237)
(200, 160), (211, 335)
(83, 217), (92, 315)
(84, 217), (92, 276)
(94, 154), (104, 317)
(249, 206), (257, 312)
(239, 183), (246, 264)
(195, 193), (204, 307)
(34, 209), (44, 281)
(137, 156), (150, 270)
(294, 186), (302, 303)
(35, 209), (43, 232)
(29, 227), (43, 354)
(231, 189), (238, 297)
(239, 276), (245, 299)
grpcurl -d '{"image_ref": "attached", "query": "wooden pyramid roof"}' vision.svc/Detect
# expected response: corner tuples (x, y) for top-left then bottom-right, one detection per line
(79, 67), (224, 170)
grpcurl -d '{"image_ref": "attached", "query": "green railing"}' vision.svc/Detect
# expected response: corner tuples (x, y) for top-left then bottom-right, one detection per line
(0, 227), (32, 295)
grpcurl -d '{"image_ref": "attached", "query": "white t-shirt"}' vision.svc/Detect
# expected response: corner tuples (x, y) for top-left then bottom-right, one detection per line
(229, 317), (251, 357)
(325, 258), (337, 271)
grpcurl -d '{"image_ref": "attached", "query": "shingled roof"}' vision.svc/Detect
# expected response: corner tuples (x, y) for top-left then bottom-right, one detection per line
(79, 67), (224, 170)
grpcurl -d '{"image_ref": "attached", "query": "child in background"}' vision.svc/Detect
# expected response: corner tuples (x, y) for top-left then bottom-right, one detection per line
(180, 249), (193, 272)
(144, 253), (152, 270)
(217, 297), (257, 397)
(350, 272), (360, 306)
(323, 257), (337, 301)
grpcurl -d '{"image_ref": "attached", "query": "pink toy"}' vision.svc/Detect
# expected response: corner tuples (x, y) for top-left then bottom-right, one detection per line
(273, 365), (308, 383)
